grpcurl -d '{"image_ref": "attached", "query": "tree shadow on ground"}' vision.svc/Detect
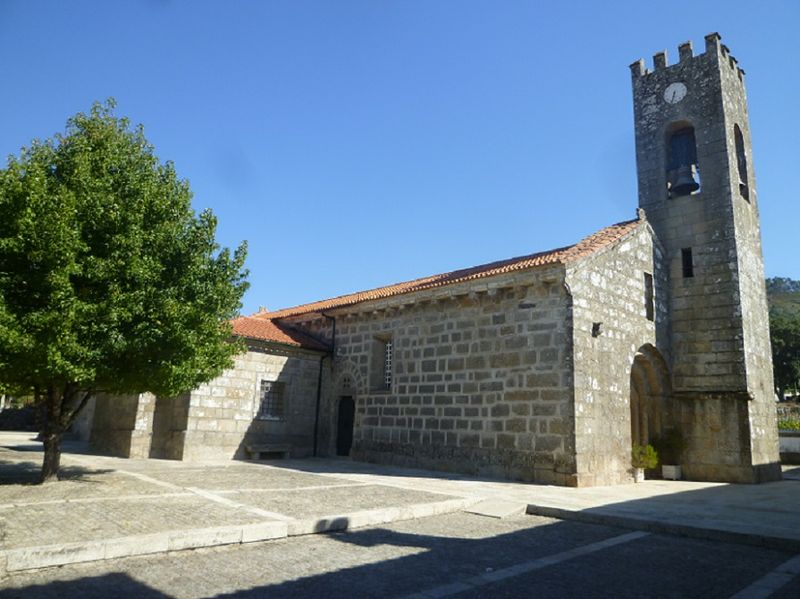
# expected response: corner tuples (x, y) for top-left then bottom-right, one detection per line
(0, 572), (170, 599)
(1, 516), (793, 599)
(0, 458), (114, 485)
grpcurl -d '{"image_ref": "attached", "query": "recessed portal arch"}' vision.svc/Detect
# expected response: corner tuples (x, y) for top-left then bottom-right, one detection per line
(630, 344), (671, 446)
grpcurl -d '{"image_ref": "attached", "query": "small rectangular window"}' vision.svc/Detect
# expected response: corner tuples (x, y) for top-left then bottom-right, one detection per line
(681, 248), (694, 278)
(644, 272), (654, 321)
(384, 340), (393, 390)
(371, 336), (393, 391)
(257, 380), (285, 420)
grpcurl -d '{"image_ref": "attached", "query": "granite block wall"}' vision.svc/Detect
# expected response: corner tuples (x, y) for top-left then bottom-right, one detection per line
(179, 345), (324, 461)
(567, 222), (666, 485)
(290, 267), (577, 485)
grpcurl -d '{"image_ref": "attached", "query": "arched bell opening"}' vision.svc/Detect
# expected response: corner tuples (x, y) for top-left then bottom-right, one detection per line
(665, 121), (701, 197)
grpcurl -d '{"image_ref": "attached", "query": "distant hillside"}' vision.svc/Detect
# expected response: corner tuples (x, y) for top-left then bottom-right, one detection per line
(767, 277), (800, 317)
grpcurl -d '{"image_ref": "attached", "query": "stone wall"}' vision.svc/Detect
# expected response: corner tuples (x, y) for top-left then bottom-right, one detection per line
(68, 396), (96, 441)
(179, 344), (324, 461)
(89, 344), (326, 462)
(719, 47), (781, 478)
(567, 222), (665, 485)
(90, 393), (155, 458)
(631, 36), (780, 482)
(150, 393), (190, 460)
(290, 266), (577, 485)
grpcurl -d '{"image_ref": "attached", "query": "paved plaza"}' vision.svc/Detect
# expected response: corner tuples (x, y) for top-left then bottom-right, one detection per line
(1, 431), (800, 596)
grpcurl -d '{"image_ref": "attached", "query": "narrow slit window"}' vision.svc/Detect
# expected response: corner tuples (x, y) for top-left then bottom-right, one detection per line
(681, 248), (694, 278)
(371, 336), (393, 391)
(734, 124), (749, 200)
(644, 273), (654, 321)
(383, 340), (393, 390)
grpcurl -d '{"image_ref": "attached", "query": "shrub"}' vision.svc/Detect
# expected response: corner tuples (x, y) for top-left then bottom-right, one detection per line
(631, 444), (659, 469)
(778, 419), (800, 431)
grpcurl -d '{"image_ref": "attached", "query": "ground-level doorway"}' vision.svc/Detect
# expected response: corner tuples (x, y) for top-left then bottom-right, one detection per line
(336, 396), (355, 456)
(630, 344), (670, 447)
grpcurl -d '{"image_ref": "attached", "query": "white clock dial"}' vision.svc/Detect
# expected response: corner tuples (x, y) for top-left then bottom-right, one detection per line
(664, 82), (687, 104)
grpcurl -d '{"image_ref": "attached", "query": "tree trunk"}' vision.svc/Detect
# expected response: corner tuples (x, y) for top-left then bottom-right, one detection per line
(40, 385), (64, 483)
(41, 432), (62, 483)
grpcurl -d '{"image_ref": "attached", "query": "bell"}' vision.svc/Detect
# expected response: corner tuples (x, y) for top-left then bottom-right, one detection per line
(671, 164), (700, 196)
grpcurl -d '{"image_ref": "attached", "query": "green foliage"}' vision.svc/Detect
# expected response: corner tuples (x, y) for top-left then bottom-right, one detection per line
(649, 429), (686, 464)
(766, 277), (800, 398)
(769, 311), (800, 399)
(631, 444), (658, 469)
(0, 99), (248, 437)
(779, 419), (800, 431)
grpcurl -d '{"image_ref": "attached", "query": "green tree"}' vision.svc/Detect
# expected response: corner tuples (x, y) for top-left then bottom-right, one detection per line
(770, 311), (800, 400)
(0, 101), (248, 482)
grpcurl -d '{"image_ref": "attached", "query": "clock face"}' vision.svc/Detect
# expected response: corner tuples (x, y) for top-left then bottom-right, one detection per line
(664, 82), (687, 104)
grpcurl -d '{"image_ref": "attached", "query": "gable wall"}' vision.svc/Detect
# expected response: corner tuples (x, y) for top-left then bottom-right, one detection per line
(566, 224), (667, 486)
(180, 345), (325, 461)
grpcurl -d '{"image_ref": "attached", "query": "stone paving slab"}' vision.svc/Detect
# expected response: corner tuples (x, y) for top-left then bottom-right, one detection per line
(2, 432), (800, 576)
(126, 463), (364, 492)
(465, 499), (528, 519)
(233, 484), (453, 520)
(0, 433), (474, 575)
(0, 494), (266, 547)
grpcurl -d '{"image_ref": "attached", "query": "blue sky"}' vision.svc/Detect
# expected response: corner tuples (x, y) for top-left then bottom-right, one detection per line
(1, 1), (798, 315)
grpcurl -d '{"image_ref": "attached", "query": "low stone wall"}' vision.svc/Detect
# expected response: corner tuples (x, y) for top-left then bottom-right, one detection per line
(779, 430), (800, 464)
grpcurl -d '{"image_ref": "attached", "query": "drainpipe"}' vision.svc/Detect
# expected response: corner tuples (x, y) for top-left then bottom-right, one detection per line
(312, 313), (336, 457)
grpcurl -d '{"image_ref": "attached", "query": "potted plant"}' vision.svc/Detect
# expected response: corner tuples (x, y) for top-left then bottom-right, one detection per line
(651, 429), (686, 480)
(631, 444), (658, 482)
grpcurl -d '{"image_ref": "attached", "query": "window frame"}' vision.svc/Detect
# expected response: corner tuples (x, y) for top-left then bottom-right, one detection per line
(256, 379), (286, 421)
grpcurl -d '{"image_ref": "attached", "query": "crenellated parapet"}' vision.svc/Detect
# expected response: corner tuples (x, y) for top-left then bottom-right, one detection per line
(630, 32), (745, 82)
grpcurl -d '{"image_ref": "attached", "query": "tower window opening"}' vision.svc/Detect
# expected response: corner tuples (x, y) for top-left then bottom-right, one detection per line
(644, 273), (655, 321)
(681, 248), (694, 278)
(734, 124), (749, 201)
(666, 126), (700, 197)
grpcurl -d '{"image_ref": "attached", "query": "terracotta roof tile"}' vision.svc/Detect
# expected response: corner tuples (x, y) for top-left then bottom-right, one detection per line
(231, 316), (329, 351)
(257, 217), (642, 320)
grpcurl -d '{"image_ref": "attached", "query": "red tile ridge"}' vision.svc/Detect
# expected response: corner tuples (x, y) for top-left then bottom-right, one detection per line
(231, 315), (329, 351)
(256, 217), (643, 320)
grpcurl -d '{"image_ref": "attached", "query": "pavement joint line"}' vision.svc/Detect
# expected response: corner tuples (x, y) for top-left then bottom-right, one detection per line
(268, 466), (474, 500)
(212, 482), (373, 495)
(729, 554), (800, 599)
(187, 486), (295, 522)
(0, 521), (290, 574)
(403, 531), (649, 598)
(110, 470), (184, 491)
(0, 491), (193, 509)
(525, 504), (800, 553)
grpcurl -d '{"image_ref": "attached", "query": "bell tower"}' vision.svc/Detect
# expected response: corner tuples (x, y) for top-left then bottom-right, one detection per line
(630, 33), (780, 482)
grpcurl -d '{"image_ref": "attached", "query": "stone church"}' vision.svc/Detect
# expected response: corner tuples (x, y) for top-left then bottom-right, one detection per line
(90, 33), (781, 487)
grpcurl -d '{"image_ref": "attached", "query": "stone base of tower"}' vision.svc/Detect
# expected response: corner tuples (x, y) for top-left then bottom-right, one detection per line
(676, 392), (782, 483)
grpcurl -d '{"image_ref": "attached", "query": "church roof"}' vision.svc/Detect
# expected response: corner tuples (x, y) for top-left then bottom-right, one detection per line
(230, 316), (330, 352)
(254, 216), (643, 323)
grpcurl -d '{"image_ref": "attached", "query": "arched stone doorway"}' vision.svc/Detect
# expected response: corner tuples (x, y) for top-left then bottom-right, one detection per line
(331, 360), (363, 457)
(630, 344), (671, 446)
